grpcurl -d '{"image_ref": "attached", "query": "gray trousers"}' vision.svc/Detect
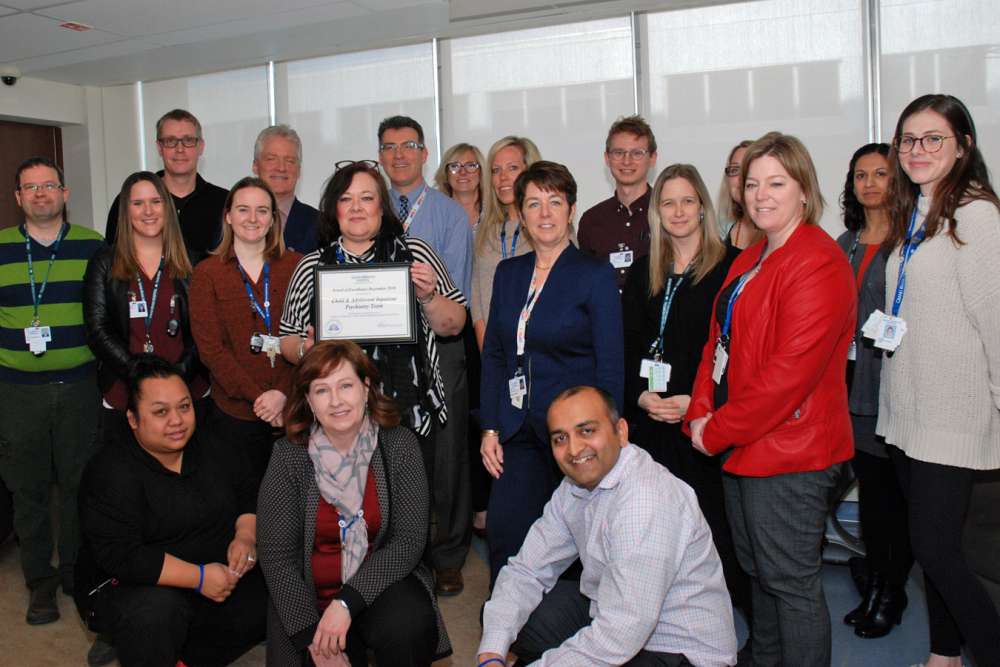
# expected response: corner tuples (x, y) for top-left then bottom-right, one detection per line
(0, 375), (100, 587)
(722, 463), (844, 667)
(430, 335), (471, 570)
(512, 580), (693, 666)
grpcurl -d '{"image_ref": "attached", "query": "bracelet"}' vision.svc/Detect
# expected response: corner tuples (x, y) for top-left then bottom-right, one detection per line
(297, 337), (306, 360)
(417, 291), (435, 305)
(195, 564), (205, 593)
(482, 429), (499, 437)
(336, 598), (350, 615)
(478, 659), (505, 667)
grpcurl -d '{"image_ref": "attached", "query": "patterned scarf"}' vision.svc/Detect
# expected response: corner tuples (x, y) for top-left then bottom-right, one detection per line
(319, 236), (447, 436)
(308, 418), (379, 583)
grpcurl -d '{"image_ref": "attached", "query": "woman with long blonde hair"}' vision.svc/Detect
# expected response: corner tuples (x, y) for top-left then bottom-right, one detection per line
(470, 136), (541, 349)
(622, 163), (747, 627)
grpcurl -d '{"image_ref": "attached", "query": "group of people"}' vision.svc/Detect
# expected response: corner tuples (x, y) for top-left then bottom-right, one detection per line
(0, 91), (996, 667)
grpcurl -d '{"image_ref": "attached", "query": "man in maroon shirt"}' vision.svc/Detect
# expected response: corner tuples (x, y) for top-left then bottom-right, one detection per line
(577, 115), (658, 292)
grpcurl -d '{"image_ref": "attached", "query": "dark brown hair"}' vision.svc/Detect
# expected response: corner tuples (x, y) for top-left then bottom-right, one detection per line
(840, 143), (890, 233)
(284, 340), (400, 444)
(316, 161), (403, 249)
(514, 160), (577, 212)
(885, 94), (1000, 250)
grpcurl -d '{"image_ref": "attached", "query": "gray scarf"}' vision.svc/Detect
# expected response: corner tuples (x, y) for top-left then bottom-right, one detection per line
(308, 418), (379, 583)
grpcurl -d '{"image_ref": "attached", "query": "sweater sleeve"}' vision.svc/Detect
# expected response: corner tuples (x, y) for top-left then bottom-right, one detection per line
(954, 200), (1000, 409)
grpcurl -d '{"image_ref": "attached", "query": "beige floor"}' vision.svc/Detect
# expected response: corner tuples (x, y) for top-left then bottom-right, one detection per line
(0, 534), (490, 666)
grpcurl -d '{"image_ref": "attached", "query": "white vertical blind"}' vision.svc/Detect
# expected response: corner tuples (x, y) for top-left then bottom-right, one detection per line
(276, 43), (437, 209)
(879, 0), (1000, 167)
(441, 17), (635, 215)
(643, 0), (869, 236)
(141, 65), (270, 193)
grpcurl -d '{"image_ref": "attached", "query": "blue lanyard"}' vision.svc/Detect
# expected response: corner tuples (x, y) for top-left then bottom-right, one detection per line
(135, 257), (165, 338)
(500, 223), (520, 259)
(649, 273), (685, 359)
(891, 208), (925, 318)
(24, 224), (66, 326)
(720, 251), (765, 344)
(237, 261), (271, 334)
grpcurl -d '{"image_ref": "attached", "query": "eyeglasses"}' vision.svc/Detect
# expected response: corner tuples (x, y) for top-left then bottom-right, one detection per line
(334, 160), (380, 172)
(724, 165), (741, 177)
(607, 148), (650, 161)
(446, 161), (480, 174)
(895, 135), (954, 154)
(378, 140), (424, 154)
(157, 136), (200, 149)
(19, 182), (63, 193)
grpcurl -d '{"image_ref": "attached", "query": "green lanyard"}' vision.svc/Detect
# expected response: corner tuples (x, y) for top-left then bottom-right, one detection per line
(25, 224), (67, 327)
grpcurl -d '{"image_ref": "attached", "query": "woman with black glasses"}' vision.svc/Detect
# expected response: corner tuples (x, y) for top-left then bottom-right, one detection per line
(278, 160), (466, 467)
(435, 143), (488, 231)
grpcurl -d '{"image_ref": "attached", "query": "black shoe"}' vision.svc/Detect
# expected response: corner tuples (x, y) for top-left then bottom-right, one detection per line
(847, 556), (869, 597)
(844, 571), (885, 626)
(26, 575), (60, 625)
(87, 634), (116, 667)
(854, 584), (908, 639)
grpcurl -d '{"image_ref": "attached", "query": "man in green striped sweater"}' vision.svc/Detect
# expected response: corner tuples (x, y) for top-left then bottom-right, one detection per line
(0, 157), (103, 626)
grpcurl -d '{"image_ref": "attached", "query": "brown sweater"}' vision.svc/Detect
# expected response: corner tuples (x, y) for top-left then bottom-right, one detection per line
(189, 249), (302, 421)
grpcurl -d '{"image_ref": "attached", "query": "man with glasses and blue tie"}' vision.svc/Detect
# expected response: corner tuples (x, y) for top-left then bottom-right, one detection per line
(104, 109), (227, 264)
(578, 115), (659, 292)
(377, 115), (474, 596)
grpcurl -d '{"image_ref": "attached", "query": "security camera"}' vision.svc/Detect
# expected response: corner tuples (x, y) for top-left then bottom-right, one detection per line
(1, 65), (20, 86)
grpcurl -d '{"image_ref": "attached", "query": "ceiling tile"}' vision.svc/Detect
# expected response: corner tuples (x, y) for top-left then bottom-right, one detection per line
(34, 0), (355, 37)
(1, 0), (78, 9)
(0, 7), (19, 17)
(14, 36), (161, 73)
(0, 11), (125, 62)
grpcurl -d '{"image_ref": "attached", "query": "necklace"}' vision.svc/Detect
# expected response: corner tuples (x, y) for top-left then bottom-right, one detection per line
(534, 262), (553, 270)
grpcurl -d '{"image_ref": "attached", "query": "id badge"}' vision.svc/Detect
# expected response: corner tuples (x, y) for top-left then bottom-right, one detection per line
(24, 326), (52, 354)
(847, 339), (857, 361)
(129, 300), (148, 319)
(261, 335), (281, 368)
(250, 333), (264, 353)
(648, 362), (671, 393)
(609, 250), (634, 269)
(712, 342), (728, 384)
(874, 316), (907, 351)
(861, 309), (885, 340)
(508, 373), (527, 409)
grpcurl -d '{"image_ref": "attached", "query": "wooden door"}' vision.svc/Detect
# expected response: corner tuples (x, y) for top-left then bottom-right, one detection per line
(0, 120), (63, 230)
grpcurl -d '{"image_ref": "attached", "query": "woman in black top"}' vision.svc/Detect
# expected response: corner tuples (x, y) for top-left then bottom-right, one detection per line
(836, 142), (913, 638)
(622, 163), (746, 615)
(77, 355), (266, 667)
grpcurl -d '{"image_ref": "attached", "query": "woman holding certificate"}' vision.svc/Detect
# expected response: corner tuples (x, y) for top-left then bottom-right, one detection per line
(83, 171), (205, 434)
(686, 132), (856, 666)
(876, 94), (1000, 667)
(479, 160), (623, 585)
(189, 177), (302, 487)
(278, 160), (466, 447)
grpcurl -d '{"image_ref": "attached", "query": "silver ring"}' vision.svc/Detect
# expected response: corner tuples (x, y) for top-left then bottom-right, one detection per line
(247, 555), (256, 562)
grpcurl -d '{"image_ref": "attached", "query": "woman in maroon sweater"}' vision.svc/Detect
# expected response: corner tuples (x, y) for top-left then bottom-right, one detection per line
(190, 176), (302, 486)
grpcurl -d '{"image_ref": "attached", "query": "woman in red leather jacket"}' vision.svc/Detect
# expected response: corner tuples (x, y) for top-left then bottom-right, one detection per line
(687, 132), (856, 667)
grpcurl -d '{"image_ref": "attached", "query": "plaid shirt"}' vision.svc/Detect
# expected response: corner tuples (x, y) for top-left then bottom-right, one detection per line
(480, 445), (737, 666)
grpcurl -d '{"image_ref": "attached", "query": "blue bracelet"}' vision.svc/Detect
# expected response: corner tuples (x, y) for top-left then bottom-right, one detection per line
(195, 564), (205, 593)
(478, 659), (505, 667)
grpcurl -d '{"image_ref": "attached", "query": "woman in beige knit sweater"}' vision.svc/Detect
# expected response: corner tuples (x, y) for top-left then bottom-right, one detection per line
(877, 94), (1000, 667)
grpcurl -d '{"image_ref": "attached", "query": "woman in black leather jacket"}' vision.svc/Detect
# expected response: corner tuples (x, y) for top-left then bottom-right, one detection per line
(84, 171), (206, 434)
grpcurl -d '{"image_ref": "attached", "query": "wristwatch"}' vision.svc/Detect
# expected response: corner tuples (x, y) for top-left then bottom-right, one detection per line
(336, 599), (350, 615)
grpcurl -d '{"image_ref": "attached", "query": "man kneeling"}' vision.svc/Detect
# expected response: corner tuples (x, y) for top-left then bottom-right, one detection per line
(478, 386), (737, 667)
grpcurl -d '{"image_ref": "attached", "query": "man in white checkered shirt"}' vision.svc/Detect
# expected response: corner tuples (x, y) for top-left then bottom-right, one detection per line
(478, 386), (737, 667)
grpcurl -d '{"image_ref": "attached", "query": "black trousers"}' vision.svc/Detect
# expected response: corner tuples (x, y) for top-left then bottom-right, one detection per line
(206, 406), (280, 492)
(485, 426), (561, 585)
(511, 580), (693, 666)
(110, 568), (267, 667)
(889, 446), (1000, 663)
(850, 449), (912, 586)
(336, 574), (437, 667)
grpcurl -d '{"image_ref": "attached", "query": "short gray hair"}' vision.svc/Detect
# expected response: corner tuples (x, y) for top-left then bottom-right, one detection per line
(254, 124), (303, 163)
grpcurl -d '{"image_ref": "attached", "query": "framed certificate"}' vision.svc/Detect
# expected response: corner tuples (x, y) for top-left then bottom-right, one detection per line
(313, 262), (418, 345)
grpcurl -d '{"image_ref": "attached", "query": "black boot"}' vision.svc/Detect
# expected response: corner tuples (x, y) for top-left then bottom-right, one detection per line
(844, 571), (884, 626)
(854, 583), (908, 638)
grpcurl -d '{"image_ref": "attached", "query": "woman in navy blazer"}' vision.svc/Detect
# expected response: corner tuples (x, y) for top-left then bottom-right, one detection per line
(480, 161), (623, 584)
